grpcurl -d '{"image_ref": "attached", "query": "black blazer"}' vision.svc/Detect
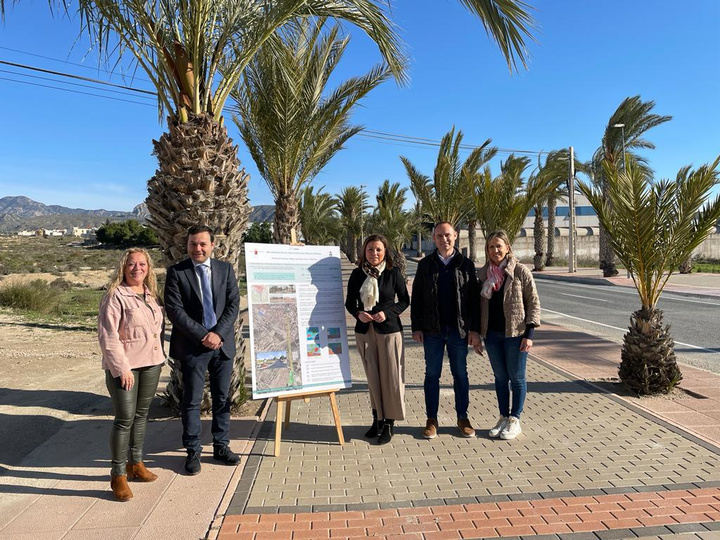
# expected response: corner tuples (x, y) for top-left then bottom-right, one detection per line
(345, 266), (409, 334)
(164, 257), (239, 359)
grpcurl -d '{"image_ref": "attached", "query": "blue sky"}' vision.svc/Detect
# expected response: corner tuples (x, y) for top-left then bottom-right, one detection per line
(1, 0), (718, 212)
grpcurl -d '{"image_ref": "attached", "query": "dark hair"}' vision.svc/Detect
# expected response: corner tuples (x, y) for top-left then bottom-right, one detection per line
(187, 225), (215, 242)
(357, 234), (394, 269)
(432, 221), (455, 235)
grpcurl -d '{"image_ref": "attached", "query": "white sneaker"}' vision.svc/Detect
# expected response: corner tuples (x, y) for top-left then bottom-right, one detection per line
(500, 416), (522, 440)
(488, 416), (508, 438)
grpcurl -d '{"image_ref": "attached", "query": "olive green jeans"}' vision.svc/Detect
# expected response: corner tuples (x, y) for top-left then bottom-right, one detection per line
(105, 364), (162, 476)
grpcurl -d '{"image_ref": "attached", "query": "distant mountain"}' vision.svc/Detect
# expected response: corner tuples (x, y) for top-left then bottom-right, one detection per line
(0, 196), (132, 219)
(0, 196), (275, 233)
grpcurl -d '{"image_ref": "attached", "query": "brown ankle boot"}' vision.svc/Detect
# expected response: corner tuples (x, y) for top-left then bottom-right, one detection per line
(126, 462), (158, 482)
(110, 475), (133, 501)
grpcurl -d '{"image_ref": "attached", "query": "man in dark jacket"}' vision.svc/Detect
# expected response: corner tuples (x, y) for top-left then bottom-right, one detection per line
(165, 225), (240, 475)
(411, 222), (480, 439)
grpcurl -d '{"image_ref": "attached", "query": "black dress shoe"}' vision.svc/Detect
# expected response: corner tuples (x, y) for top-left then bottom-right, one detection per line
(365, 420), (380, 438)
(377, 423), (393, 445)
(185, 451), (201, 475)
(213, 445), (241, 465)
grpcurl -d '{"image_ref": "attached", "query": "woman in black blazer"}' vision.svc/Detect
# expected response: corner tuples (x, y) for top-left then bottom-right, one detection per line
(345, 234), (410, 444)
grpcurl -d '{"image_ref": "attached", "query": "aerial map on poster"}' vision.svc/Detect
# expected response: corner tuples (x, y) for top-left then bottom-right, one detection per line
(245, 243), (352, 399)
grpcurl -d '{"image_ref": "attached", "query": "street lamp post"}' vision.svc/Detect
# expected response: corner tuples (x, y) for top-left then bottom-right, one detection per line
(612, 123), (630, 278)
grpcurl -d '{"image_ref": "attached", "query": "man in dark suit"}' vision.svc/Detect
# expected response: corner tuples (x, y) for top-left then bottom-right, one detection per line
(165, 225), (240, 475)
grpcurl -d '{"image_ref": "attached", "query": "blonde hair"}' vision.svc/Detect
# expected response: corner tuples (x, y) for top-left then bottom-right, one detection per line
(104, 248), (160, 303)
(485, 230), (514, 258)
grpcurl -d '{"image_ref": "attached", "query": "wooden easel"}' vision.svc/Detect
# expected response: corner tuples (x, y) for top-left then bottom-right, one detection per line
(274, 389), (345, 457)
(272, 230), (344, 456)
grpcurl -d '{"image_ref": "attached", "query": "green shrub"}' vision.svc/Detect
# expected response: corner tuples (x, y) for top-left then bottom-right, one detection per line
(0, 280), (61, 312)
(96, 219), (158, 247)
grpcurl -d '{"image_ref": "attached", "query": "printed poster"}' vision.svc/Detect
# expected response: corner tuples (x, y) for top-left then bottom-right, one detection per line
(245, 243), (352, 399)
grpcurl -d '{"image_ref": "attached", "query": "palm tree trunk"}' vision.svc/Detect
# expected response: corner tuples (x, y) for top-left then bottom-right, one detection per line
(619, 307), (682, 395)
(599, 177), (619, 276)
(274, 191), (299, 244)
(147, 113), (250, 413)
(467, 219), (478, 262)
(347, 230), (357, 262)
(545, 196), (556, 266)
(678, 256), (693, 274)
(533, 203), (545, 271)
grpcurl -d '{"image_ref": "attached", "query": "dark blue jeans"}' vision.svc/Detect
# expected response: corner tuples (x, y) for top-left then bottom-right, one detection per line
(484, 331), (528, 419)
(423, 327), (470, 420)
(180, 349), (233, 453)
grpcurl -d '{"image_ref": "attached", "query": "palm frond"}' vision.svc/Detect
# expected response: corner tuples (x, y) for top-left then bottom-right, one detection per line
(579, 156), (720, 309)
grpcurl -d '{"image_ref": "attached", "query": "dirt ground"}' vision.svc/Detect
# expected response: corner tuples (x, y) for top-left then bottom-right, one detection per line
(0, 302), (260, 469)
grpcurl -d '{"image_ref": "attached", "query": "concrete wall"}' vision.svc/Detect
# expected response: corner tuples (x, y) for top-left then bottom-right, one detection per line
(412, 226), (720, 264)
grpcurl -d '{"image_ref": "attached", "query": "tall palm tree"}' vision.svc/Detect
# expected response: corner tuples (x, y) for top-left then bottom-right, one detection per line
(530, 149), (585, 269)
(73, 0), (406, 412)
(474, 154), (549, 243)
(402, 128), (494, 231)
(337, 186), (368, 262)
(366, 180), (414, 277)
(592, 96), (672, 276)
(579, 157), (720, 395)
(298, 185), (340, 245)
(409, 174), (432, 257)
(233, 18), (390, 244)
(464, 145), (498, 262)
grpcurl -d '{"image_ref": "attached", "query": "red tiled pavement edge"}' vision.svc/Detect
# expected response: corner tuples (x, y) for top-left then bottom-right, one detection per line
(217, 487), (720, 539)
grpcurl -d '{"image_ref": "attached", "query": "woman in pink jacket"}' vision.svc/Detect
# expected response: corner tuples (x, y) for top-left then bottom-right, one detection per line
(98, 248), (165, 501)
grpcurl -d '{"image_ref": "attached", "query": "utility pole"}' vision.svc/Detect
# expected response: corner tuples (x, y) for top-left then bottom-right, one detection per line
(568, 147), (577, 273)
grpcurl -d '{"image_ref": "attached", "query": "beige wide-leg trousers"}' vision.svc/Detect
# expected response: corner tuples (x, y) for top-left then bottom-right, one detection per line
(355, 325), (405, 420)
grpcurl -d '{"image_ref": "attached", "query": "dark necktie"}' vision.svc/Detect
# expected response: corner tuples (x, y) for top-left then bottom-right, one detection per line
(195, 264), (217, 329)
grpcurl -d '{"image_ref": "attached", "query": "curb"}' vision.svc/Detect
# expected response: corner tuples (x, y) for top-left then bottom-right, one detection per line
(531, 271), (618, 287)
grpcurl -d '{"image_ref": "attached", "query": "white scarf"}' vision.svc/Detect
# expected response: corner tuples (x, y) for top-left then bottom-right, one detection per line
(359, 260), (386, 309)
(481, 258), (508, 299)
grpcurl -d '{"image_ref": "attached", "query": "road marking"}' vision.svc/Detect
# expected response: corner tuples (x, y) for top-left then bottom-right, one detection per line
(543, 308), (720, 355)
(538, 280), (720, 306)
(543, 308), (626, 331)
(559, 292), (608, 302)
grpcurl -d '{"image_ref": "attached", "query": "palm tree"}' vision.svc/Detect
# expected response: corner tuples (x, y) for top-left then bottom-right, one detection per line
(72, 0), (407, 412)
(298, 185), (340, 245)
(233, 19), (390, 244)
(592, 96), (672, 276)
(474, 154), (549, 244)
(409, 175), (431, 257)
(366, 180), (414, 277)
(337, 186), (368, 262)
(531, 149), (585, 269)
(402, 128), (494, 231)
(578, 157), (720, 395)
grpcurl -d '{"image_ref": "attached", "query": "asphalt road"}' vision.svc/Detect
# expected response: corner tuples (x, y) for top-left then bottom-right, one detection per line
(535, 279), (720, 374)
(405, 258), (720, 374)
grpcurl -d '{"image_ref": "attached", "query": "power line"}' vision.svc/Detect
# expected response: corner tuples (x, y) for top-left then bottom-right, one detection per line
(0, 60), (156, 95)
(0, 76), (156, 107)
(1, 57), (545, 157)
(0, 45), (152, 84)
(0, 68), (156, 101)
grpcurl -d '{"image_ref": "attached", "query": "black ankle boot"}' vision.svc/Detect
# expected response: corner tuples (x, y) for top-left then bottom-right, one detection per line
(378, 420), (393, 445)
(364, 410), (379, 438)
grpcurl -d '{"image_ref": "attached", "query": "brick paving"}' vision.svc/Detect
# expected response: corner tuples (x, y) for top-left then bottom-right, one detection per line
(217, 261), (720, 539)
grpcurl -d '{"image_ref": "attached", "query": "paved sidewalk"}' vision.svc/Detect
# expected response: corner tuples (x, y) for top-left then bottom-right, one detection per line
(219, 261), (720, 540)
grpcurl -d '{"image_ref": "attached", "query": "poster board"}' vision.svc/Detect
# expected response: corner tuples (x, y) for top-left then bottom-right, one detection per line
(245, 243), (352, 399)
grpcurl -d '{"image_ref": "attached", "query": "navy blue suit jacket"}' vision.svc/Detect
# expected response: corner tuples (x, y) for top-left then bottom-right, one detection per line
(164, 257), (239, 360)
